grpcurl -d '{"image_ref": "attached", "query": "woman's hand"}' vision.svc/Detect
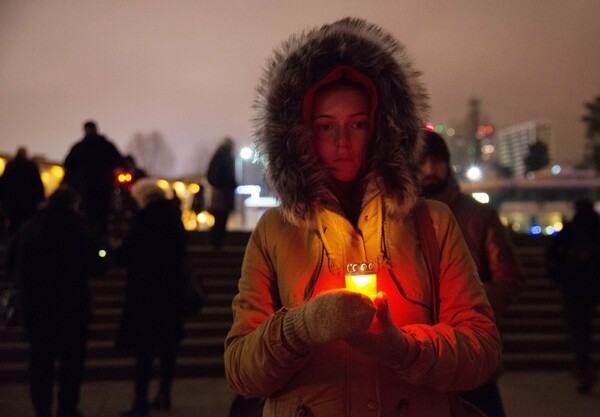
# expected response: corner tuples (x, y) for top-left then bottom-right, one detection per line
(282, 289), (376, 355)
(347, 292), (409, 367)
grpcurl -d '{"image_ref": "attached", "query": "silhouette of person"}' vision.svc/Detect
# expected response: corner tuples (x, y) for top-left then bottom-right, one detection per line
(115, 179), (187, 416)
(0, 146), (45, 234)
(206, 137), (237, 249)
(62, 120), (123, 242)
(112, 155), (147, 242)
(419, 130), (525, 417)
(6, 185), (100, 417)
(546, 198), (600, 393)
(224, 18), (500, 416)
(122, 155), (148, 186)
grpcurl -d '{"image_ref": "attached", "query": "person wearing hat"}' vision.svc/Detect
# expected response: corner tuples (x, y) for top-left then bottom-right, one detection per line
(224, 18), (501, 416)
(420, 130), (525, 417)
(116, 179), (187, 416)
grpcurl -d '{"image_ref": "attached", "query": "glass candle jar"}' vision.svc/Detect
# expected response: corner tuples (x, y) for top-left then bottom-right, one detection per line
(345, 262), (377, 298)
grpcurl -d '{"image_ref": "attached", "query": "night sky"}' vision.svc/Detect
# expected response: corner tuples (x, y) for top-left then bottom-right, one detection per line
(1, 0), (599, 177)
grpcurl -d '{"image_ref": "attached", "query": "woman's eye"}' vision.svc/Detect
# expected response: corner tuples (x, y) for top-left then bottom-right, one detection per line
(352, 120), (369, 129)
(317, 123), (333, 131)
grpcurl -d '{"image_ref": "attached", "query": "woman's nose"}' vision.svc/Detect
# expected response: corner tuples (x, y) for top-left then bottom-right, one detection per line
(334, 126), (351, 148)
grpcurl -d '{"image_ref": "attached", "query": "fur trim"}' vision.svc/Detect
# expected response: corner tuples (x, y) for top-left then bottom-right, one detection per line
(253, 17), (429, 225)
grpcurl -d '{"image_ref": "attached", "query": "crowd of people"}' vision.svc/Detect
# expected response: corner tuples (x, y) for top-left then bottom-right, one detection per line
(0, 16), (599, 417)
(1, 122), (194, 417)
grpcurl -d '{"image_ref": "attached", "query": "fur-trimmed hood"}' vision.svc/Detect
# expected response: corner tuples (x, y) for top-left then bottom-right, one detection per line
(253, 17), (428, 226)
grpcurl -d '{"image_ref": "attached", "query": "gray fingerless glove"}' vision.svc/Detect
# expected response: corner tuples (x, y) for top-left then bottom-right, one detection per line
(282, 289), (376, 355)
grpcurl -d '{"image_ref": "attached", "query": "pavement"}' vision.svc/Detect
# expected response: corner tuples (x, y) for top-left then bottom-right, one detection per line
(2, 371), (600, 417)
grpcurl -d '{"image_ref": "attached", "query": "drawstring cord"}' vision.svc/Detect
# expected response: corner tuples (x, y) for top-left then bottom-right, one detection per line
(316, 213), (342, 275)
(377, 196), (393, 271)
(318, 195), (393, 276)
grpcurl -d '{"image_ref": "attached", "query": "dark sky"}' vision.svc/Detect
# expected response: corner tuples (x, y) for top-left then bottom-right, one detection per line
(1, 0), (599, 177)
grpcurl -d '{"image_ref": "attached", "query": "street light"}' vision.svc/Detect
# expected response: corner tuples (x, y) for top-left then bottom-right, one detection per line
(466, 166), (482, 181)
(237, 146), (254, 186)
(240, 146), (253, 160)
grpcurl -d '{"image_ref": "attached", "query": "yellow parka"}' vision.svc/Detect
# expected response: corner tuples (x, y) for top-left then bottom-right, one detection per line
(224, 17), (501, 416)
(225, 196), (500, 416)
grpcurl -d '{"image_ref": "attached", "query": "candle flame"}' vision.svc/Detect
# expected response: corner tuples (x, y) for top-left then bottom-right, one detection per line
(351, 274), (374, 287)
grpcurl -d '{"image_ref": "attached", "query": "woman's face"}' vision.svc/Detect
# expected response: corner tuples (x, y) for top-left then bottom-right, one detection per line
(311, 85), (372, 182)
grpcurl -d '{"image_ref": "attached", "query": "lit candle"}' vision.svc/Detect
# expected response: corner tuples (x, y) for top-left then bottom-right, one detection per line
(345, 262), (377, 298)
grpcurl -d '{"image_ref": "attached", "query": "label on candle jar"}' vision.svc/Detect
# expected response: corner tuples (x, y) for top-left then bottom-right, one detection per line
(345, 262), (377, 298)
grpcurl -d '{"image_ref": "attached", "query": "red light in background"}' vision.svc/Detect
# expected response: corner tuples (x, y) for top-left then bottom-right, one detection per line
(116, 171), (133, 184)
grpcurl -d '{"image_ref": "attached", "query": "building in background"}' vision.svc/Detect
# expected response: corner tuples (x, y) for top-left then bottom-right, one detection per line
(495, 120), (553, 178)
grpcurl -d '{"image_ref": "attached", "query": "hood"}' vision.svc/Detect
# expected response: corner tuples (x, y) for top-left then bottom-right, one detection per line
(253, 17), (428, 226)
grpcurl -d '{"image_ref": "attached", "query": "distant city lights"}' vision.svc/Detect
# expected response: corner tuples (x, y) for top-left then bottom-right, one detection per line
(477, 125), (494, 138)
(466, 166), (482, 181)
(425, 123), (456, 137)
(530, 224), (542, 235)
(236, 185), (261, 200)
(472, 192), (490, 204)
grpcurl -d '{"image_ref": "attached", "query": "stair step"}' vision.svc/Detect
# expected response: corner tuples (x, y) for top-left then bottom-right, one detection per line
(0, 356), (226, 382)
(503, 352), (600, 371)
(0, 337), (227, 362)
(0, 321), (233, 342)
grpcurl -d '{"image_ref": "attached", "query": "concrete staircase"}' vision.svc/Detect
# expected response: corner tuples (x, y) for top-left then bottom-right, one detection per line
(0, 231), (248, 382)
(501, 234), (600, 370)
(1, 232), (598, 381)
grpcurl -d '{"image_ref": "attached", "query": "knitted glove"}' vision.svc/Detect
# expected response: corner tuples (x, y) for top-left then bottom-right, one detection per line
(282, 289), (376, 355)
(347, 292), (410, 368)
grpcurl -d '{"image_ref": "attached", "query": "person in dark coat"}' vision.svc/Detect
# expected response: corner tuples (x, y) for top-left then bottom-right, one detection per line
(62, 120), (123, 241)
(419, 130), (525, 417)
(546, 198), (600, 393)
(116, 178), (187, 416)
(0, 146), (45, 234)
(206, 137), (237, 249)
(7, 185), (100, 417)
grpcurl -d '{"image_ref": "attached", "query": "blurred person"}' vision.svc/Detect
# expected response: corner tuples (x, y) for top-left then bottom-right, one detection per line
(206, 137), (237, 249)
(546, 198), (600, 394)
(115, 178), (187, 416)
(122, 155), (148, 183)
(0, 146), (45, 234)
(112, 155), (147, 243)
(419, 130), (525, 417)
(62, 120), (123, 242)
(223, 18), (501, 416)
(6, 186), (100, 417)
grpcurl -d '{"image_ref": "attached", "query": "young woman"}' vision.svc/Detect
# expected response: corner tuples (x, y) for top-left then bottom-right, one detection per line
(224, 18), (500, 416)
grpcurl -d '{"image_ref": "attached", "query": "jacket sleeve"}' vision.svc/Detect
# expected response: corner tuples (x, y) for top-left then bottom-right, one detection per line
(481, 207), (525, 316)
(394, 202), (502, 392)
(224, 213), (312, 398)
